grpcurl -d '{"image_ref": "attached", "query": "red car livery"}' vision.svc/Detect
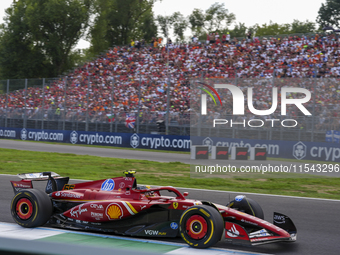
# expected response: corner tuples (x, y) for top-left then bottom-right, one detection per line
(10, 171), (297, 249)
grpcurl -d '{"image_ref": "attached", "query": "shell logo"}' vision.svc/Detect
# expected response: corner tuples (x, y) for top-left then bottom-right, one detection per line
(106, 203), (123, 220)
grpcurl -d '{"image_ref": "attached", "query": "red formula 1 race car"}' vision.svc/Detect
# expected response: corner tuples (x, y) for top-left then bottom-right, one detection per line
(10, 171), (297, 248)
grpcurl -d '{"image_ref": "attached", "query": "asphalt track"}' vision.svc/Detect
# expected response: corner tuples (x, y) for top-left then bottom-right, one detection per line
(0, 140), (340, 254)
(0, 139), (338, 177)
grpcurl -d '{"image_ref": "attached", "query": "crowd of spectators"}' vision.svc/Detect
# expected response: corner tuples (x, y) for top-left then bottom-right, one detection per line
(0, 33), (340, 131)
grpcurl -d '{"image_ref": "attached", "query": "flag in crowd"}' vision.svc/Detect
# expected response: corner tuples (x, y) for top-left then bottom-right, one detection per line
(106, 114), (114, 122)
(125, 114), (136, 129)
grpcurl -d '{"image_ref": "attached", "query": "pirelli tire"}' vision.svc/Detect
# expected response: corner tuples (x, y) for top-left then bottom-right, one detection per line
(10, 189), (53, 228)
(227, 195), (264, 219)
(179, 205), (224, 249)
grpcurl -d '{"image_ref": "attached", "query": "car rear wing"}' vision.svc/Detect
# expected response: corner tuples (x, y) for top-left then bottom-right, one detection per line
(10, 172), (69, 195)
(17, 172), (60, 180)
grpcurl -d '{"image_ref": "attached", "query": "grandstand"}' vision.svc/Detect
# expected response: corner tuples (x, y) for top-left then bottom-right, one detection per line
(0, 33), (339, 142)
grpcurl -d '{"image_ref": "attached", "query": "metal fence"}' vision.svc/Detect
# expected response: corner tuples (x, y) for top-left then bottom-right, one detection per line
(0, 75), (339, 142)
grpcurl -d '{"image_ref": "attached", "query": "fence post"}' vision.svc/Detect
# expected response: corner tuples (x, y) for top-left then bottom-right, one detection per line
(137, 73), (141, 133)
(5, 79), (9, 128)
(86, 74), (90, 131)
(24, 79), (27, 128)
(166, 73), (170, 135)
(41, 78), (45, 129)
(110, 76), (114, 133)
(63, 77), (67, 130)
(311, 66), (317, 142)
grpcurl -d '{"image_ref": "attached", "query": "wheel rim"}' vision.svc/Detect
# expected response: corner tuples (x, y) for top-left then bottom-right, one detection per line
(186, 215), (208, 240)
(16, 198), (33, 220)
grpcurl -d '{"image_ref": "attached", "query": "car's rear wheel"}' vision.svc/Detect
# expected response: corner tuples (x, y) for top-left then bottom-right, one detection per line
(11, 189), (52, 228)
(179, 205), (223, 249)
(227, 195), (264, 219)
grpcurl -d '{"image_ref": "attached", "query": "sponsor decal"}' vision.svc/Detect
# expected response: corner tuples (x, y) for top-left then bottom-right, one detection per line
(256, 152), (266, 156)
(173, 202), (179, 209)
(293, 141), (307, 160)
(217, 151), (228, 155)
(106, 203), (123, 220)
(241, 219), (258, 226)
(101, 179), (115, 191)
(227, 224), (240, 238)
(202, 137), (213, 152)
(237, 151), (247, 156)
(144, 230), (159, 235)
(70, 131), (78, 144)
(56, 192), (81, 199)
(130, 133), (140, 148)
(197, 151), (207, 155)
(119, 182), (125, 189)
(13, 183), (31, 188)
(273, 215), (286, 224)
(170, 222), (178, 230)
(91, 212), (103, 220)
(70, 205), (87, 218)
(235, 195), (245, 202)
(46, 181), (53, 192)
(28, 173), (43, 178)
(21, 128), (27, 140)
(90, 204), (104, 210)
(140, 205), (146, 210)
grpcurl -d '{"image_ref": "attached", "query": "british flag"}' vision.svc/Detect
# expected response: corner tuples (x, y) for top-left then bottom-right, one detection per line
(125, 114), (136, 129)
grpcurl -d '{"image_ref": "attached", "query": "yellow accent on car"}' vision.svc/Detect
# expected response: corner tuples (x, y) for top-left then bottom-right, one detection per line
(204, 219), (214, 245)
(126, 202), (138, 214)
(200, 208), (210, 218)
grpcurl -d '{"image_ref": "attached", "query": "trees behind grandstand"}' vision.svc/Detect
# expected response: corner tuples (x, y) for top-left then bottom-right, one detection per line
(0, 0), (92, 79)
(88, 0), (158, 55)
(317, 0), (340, 29)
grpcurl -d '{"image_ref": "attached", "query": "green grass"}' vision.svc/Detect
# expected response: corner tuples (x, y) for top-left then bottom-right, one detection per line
(1, 148), (340, 200)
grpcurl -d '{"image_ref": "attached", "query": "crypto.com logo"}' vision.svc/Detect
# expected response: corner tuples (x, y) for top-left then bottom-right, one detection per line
(293, 141), (307, 160)
(200, 84), (311, 116)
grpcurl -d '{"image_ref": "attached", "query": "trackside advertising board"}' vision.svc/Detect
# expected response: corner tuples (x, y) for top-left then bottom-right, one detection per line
(0, 127), (190, 151)
(191, 136), (340, 162)
(1, 127), (340, 161)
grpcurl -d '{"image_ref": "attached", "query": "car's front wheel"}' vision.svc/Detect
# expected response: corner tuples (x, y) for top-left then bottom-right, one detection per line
(179, 205), (224, 249)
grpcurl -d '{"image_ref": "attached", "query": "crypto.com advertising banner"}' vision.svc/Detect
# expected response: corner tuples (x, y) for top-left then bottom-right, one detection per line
(0, 127), (190, 151)
(190, 78), (340, 178)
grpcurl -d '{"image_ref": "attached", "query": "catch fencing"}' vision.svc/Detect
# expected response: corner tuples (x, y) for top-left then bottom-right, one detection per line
(0, 75), (339, 142)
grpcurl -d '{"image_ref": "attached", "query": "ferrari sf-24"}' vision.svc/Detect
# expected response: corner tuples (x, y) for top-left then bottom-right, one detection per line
(10, 171), (297, 248)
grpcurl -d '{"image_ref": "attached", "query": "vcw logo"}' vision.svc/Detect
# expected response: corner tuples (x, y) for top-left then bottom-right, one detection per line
(130, 133), (140, 148)
(144, 230), (159, 235)
(70, 131), (78, 144)
(293, 141), (307, 160)
(101, 179), (115, 191)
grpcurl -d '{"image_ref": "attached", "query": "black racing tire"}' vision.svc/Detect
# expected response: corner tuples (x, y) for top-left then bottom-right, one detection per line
(227, 195), (264, 219)
(10, 189), (53, 228)
(179, 205), (224, 249)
